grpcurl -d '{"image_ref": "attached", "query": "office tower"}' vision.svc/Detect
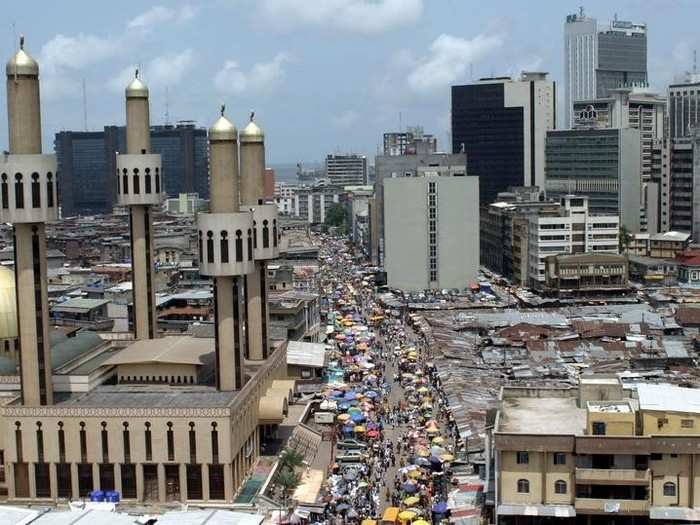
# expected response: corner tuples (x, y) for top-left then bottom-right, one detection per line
(383, 126), (437, 156)
(545, 128), (642, 232)
(240, 115), (279, 361)
(116, 72), (162, 340)
(325, 154), (367, 186)
(2, 38), (58, 406)
(564, 10), (648, 127)
(197, 109), (253, 389)
(451, 72), (555, 205)
(669, 73), (700, 139)
(383, 163), (478, 291)
(56, 122), (208, 216)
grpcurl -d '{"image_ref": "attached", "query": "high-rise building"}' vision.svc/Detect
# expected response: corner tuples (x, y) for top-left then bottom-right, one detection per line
(564, 10), (648, 127)
(383, 162), (478, 291)
(451, 72), (556, 205)
(55, 122), (208, 216)
(660, 132), (700, 241)
(545, 128), (642, 232)
(669, 73), (700, 139)
(325, 154), (367, 186)
(383, 126), (437, 156)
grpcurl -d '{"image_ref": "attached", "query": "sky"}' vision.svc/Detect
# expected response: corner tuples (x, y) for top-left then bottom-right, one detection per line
(0, 0), (698, 165)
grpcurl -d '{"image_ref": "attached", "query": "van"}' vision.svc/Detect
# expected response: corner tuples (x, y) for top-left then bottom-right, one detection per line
(313, 411), (335, 424)
(382, 507), (400, 525)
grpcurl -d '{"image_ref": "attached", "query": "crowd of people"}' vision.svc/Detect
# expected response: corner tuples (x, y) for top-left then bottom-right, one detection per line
(313, 236), (460, 525)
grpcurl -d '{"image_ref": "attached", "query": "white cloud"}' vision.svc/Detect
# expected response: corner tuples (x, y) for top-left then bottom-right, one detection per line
(260, 0), (422, 33)
(108, 49), (195, 92)
(407, 33), (503, 93)
(127, 5), (197, 30)
(214, 53), (290, 95)
(333, 110), (359, 128)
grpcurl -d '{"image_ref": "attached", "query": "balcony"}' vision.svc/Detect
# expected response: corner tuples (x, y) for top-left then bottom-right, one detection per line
(575, 498), (648, 514)
(576, 468), (649, 485)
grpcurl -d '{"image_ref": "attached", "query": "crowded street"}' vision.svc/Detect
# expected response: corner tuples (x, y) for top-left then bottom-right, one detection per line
(313, 234), (463, 525)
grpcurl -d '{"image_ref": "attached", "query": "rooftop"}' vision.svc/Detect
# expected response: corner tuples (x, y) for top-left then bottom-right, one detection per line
(498, 395), (586, 435)
(57, 384), (236, 408)
(636, 384), (700, 415)
(104, 335), (213, 366)
(287, 340), (326, 368)
(52, 298), (110, 313)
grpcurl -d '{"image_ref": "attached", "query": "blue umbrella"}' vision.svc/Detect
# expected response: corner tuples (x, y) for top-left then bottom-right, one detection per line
(432, 502), (448, 514)
(430, 455), (442, 464)
(402, 483), (418, 493)
(336, 503), (351, 511)
(339, 402), (351, 410)
(351, 413), (366, 423)
(342, 425), (354, 433)
(344, 392), (358, 400)
(365, 391), (379, 399)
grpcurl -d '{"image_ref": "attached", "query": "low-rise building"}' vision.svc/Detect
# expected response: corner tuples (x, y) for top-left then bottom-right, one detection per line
(494, 379), (700, 524)
(543, 253), (629, 296)
(628, 255), (678, 285)
(627, 231), (691, 258)
(676, 249), (700, 287)
(50, 298), (114, 331)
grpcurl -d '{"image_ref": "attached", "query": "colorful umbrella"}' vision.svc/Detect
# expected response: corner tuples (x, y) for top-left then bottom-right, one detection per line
(398, 510), (417, 520)
(403, 496), (420, 506)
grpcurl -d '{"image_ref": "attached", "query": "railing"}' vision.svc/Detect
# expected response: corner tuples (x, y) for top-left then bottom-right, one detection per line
(50, 317), (114, 331)
(576, 467), (649, 484)
(575, 497), (649, 514)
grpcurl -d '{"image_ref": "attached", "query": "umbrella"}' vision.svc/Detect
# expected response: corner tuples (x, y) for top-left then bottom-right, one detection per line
(344, 392), (358, 400)
(398, 510), (417, 521)
(344, 472), (357, 481)
(365, 391), (379, 399)
(367, 430), (380, 439)
(432, 436), (445, 444)
(342, 425), (354, 433)
(416, 448), (430, 457)
(336, 504), (351, 511)
(347, 407), (362, 415)
(367, 422), (379, 430)
(351, 413), (366, 423)
(417, 387), (429, 393)
(426, 427), (440, 435)
(432, 502), (448, 514)
(337, 414), (350, 422)
(440, 453), (455, 462)
(354, 425), (366, 433)
(430, 456), (442, 465)
(403, 496), (420, 506)
(402, 482), (418, 493)
(413, 520), (430, 525)
(408, 469), (422, 479)
(414, 457), (430, 467)
(347, 510), (359, 519)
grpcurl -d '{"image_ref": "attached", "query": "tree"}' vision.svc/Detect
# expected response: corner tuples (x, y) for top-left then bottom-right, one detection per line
(279, 448), (305, 471)
(324, 203), (347, 233)
(619, 225), (632, 253)
(276, 468), (302, 495)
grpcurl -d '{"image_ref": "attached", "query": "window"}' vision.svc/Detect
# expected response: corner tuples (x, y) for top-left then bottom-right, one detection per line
(1, 174), (8, 209)
(101, 421), (109, 463)
(516, 451), (529, 464)
(31, 173), (40, 208)
(145, 168), (152, 193)
(167, 422), (175, 461)
(211, 422), (219, 464)
(220, 231), (229, 263)
(553, 452), (566, 465)
(144, 422), (152, 462)
(517, 479), (530, 493)
(664, 482), (676, 497)
(14, 173), (23, 208)
(79, 422), (87, 463)
(555, 480), (567, 494)
(681, 419), (694, 429)
(592, 422), (606, 435)
(206, 231), (214, 264)
(133, 169), (140, 194)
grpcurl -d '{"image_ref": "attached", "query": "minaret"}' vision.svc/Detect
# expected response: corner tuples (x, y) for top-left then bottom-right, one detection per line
(116, 71), (161, 339)
(240, 113), (279, 360)
(198, 107), (254, 390)
(3, 37), (58, 405)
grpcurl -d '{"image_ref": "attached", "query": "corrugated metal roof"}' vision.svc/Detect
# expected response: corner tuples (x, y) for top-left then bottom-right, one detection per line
(637, 383), (700, 414)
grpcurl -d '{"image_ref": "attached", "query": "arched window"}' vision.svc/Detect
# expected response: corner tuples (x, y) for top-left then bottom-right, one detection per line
(247, 229), (253, 261)
(14, 173), (24, 209)
(554, 480), (567, 494)
(122, 168), (129, 195)
(517, 479), (529, 493)
(144, 422), (152, 461)
(220, 231), (229, 263)
(235, 230), (243, 262)
(253, 221), (257, 249)
(31, 173), (40, 208)
(206, 231), (214, 264)
(211, 422), (219, 464)
(166, 422), (175, 461)
(1, 174), (8, 209)
(273, 219), (278, 247)
(133, 169), (140, 194)
(198, 231), (203, 263)
(262, 219), (270, 248)
(155, 168), (161, 193)
(46, 173), (54, 207)
(664, 482), (676, 497)
(145, 168), (152, 193)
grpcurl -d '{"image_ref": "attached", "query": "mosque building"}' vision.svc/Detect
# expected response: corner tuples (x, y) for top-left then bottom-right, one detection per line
(0, 39), (292, 503)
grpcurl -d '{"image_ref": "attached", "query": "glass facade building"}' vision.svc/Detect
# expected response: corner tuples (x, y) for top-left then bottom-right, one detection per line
(55, 123), (208, 216)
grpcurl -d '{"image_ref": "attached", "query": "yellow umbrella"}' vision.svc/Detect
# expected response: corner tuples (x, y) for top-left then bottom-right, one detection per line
(417, 387), (429, 393)
(416, 448), (430, 457)
(432, 436), (445, 444)
(398, 511), (417, 522)
(337, 414), (351, 422)
(426, 427), (440, 435)
(408, 470), (422, 479)
(413, 520), (430, 525)
(403, 496), (420, 506)
(440, 453), (455, 462)
(354, 425), (366, 433)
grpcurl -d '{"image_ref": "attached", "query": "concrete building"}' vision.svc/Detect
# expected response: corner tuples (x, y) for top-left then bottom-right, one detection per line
(627, 231), (690, 259)
(325, 154), (367, 186)
(662, 133), (700, 241)
(384, 170), (479, 291)
(451, 72), (556, 205)
(383, 127), (437, 156)
(543, 253), (629, 296)
(374, 150), (467, 266)
(564, 9), (648, 126)
(164, 193), (208, 215)
(545, 128), (642, 231)
(292, 184), (343, 224)
(0, 40), (292, 506)
(494, 379), (700, 524)
(669, 73), (700, 139)
(527, 196), (619, 288)
(55, 122), (208, 216)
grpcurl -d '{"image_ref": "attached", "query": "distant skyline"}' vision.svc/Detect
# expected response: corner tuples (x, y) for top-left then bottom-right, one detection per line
(1, 0), (698, 164)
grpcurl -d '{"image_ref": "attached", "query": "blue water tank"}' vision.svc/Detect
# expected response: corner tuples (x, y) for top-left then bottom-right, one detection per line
(105, 490), (120, 502)
(90, 490), (105, 502)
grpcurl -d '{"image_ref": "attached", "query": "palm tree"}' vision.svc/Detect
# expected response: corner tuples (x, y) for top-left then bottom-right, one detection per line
(279, 448), (305, 471)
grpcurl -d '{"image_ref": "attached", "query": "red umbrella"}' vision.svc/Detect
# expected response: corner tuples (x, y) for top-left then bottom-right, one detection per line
(367, 429), (380, 439)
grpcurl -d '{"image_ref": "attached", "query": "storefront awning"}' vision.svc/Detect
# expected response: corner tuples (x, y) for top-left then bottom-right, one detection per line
(497, 504), (575, 518)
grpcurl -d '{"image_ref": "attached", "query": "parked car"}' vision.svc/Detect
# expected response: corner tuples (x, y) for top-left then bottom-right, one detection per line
(337, 439), (368, 450)
(336, 450), (366, 463)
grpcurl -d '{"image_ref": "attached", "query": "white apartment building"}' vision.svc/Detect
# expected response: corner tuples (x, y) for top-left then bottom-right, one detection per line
(325, 154), (367, 186)
(274, 182), (299, 214)
(527, 195), (619, 287)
